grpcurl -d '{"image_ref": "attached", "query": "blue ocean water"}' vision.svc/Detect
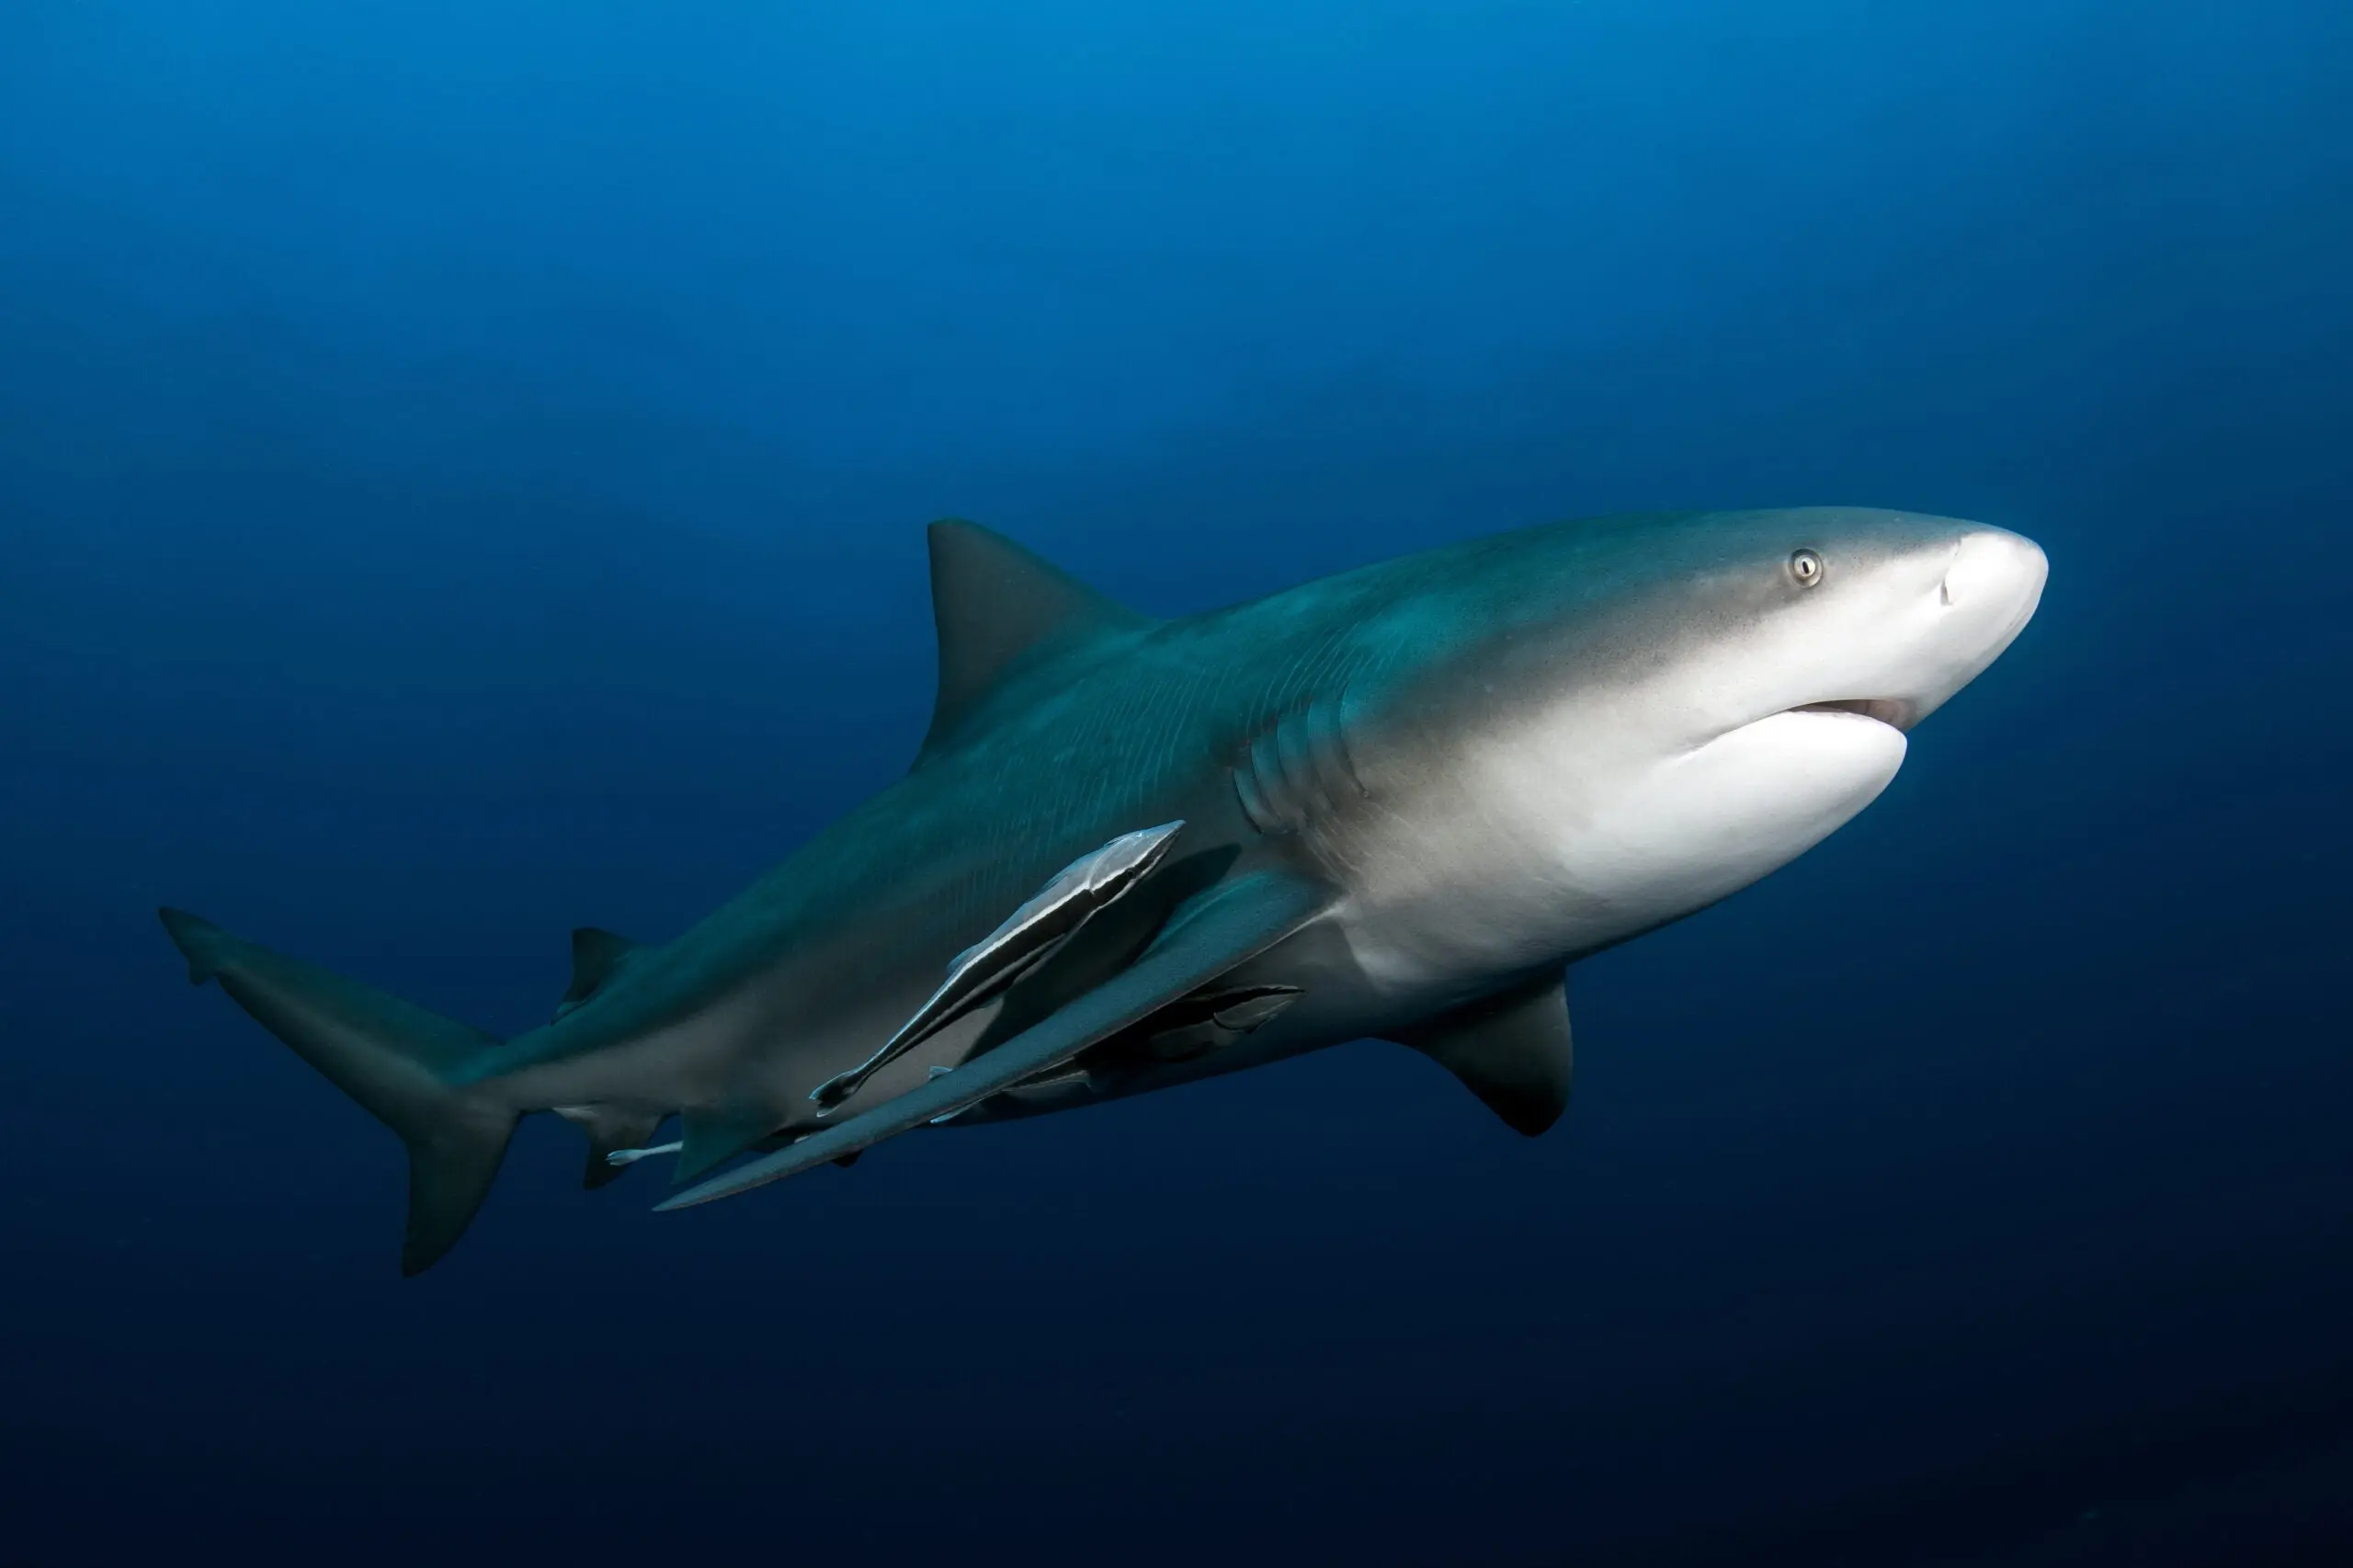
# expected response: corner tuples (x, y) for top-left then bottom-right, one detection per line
(3, 2), (2348, 1562)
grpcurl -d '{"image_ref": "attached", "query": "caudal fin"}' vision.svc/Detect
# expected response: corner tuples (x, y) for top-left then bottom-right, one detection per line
(157, 908), (517, 1275)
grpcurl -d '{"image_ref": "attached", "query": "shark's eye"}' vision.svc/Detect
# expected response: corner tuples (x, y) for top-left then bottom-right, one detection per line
(1788, 549), (1824, 587)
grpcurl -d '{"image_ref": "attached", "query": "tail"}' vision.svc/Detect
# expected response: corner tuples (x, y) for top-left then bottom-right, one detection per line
(157, 907), (517, 1276)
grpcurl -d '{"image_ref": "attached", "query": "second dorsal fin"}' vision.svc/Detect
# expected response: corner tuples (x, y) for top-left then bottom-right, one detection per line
(557, 927), (638, 1018)
(919, 519), (1151, 759)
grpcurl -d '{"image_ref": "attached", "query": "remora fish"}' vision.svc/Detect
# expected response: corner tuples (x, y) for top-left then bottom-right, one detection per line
(159, 509), (2047, 1273)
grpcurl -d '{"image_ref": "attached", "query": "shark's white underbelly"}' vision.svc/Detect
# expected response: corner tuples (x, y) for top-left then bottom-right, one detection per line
(1326, 706), (1910, 1009)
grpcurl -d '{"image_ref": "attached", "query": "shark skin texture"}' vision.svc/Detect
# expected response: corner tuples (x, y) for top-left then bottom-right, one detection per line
(158, 508), (2048, 1273)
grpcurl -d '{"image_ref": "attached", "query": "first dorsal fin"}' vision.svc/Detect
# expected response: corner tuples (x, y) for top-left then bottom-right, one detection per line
(557, 927), (637, 1018)
(919, 520), (1150, 759)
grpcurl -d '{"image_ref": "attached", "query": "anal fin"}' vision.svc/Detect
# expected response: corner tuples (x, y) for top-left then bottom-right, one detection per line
(554, 1102), (669, 1189)
(1388, 970), (1574, 1137)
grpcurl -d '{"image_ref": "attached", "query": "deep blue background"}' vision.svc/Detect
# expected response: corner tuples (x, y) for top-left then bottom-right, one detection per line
(4, 3), (2349, 1562)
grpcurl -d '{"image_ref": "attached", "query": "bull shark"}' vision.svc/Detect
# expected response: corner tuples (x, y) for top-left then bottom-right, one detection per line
(158, 507), (2047, 1274)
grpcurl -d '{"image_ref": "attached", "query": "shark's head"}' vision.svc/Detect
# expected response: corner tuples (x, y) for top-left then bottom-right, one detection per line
(1582, 506), (2050, 740)
(1341, 507), (2047, 981)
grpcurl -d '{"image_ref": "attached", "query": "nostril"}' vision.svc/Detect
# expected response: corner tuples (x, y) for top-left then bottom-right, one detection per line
(1940, 577), (1954, 607)
(1940, 529), (2033, 610)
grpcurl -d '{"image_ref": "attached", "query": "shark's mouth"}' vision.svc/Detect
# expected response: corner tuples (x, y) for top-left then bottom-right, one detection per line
(1790, 698), (1920, 732)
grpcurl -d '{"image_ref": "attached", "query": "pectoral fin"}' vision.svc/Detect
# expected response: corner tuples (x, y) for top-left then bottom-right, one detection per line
(1389, 970), (1574, 1136)
(658, 869), (1329, 1210)
(676, 1102), (788, 1182)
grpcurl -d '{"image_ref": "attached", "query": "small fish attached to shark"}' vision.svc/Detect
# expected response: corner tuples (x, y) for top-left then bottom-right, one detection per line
(159, 507), (2047, 1273)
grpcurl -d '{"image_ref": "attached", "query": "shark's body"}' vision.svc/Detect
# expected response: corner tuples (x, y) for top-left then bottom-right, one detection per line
(161, 507), (2047, 1272)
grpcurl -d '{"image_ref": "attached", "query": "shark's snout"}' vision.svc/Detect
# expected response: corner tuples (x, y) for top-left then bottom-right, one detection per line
(1942, 528), (2048, 619)
(1894, 525), (2047, 728)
